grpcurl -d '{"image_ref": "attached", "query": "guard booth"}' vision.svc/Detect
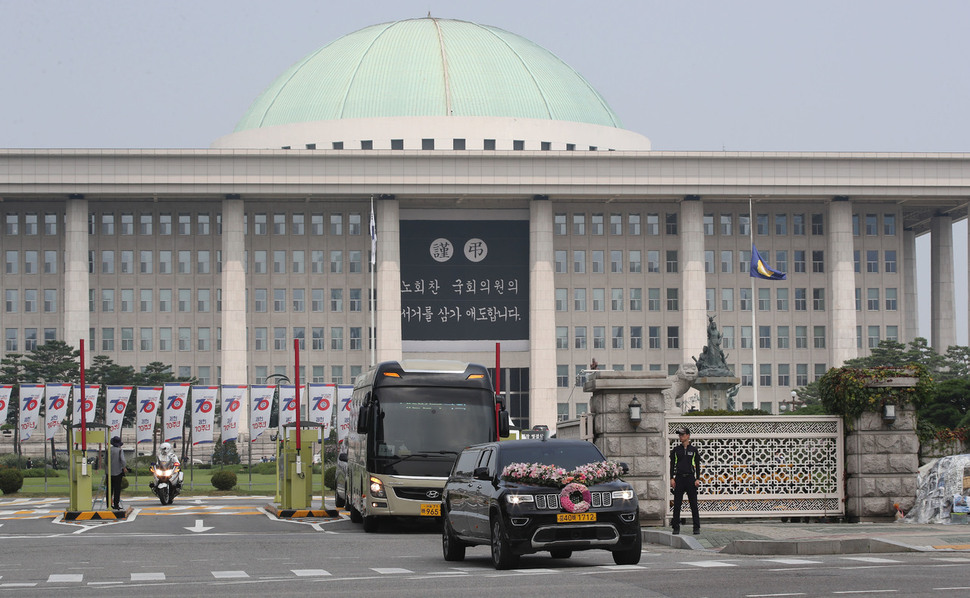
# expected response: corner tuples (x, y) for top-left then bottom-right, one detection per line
(278, 421), (324, 511)
(67, 422), (108, 514)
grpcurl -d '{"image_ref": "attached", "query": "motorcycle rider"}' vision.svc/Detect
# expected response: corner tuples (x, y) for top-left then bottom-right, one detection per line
(151, 442), (183, 491)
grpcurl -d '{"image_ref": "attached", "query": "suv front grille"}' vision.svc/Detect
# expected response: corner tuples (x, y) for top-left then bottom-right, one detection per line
(534, 491), (612, 510)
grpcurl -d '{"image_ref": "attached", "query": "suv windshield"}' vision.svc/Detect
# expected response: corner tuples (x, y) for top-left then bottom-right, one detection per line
(498, 443), (606, 471)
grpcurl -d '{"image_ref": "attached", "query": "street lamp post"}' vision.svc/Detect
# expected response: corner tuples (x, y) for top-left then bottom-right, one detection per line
(790, 390), (798, 413)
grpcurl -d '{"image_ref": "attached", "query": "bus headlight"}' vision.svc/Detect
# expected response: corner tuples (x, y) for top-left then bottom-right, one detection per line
(611, 489), (635, 500)
(506, 494), (534, 505)
(369, 476), (386, 498)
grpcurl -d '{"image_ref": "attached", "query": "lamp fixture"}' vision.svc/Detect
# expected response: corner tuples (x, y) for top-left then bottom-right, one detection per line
(882, 404), (896, 423)
(628, 396), (642, 427)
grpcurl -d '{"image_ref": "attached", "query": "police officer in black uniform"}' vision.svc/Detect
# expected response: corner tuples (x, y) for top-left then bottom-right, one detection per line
(669, 426), (701, 534)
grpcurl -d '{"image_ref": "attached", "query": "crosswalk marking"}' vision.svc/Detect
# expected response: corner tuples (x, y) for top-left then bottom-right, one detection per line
(0, 583), (37, 587)
(600, 565), (646, 570)
(841, 557), (901, 564)
(371, 567), (413, 574)
(47, 574), (83, 583)
(131, 572), (166, 581)
(932, 557), (970, 563)
(291, 569), (331, 577)
(684, 560), (736, 567)
(764, 558), (822, 565)
(212, 571), (249, 579)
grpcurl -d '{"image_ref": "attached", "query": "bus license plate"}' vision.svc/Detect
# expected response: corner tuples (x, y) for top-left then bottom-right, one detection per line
(557, 513), (596, 523)
(420, 503), (441, 516)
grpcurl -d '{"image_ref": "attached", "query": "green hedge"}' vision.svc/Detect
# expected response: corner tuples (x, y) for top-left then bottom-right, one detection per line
(210, 469), (237, 491)
(0, 468), (24, 494)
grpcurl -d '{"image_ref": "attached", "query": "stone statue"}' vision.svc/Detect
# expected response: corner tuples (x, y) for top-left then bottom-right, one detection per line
(725, 384), (739, 411)
(693, 314), (734, 378)
(662, 362), (698, 412)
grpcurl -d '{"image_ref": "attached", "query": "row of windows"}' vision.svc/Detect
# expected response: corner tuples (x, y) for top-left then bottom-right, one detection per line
(554, 212), (831, 237)
(556, 324), (831, 351)
(555, 362), (830, 390)
(49, 249), (370, 276)
(297, 139), (600, 151)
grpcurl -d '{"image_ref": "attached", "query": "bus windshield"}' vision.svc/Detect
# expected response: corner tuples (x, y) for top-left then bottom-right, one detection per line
(373, 386), (495, 476)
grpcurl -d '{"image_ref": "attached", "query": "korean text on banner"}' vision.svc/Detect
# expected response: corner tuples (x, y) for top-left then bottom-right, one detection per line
(336, 385), (354, 447)
(72, 385), (99, 427)
(191, 386), (218, 445)
(0, 385), (13, 424)
(44, 384), (71, 441)
(250, 385), (275, 442)
(163, 383), (191, 443)
(135, 387), (163, 444)
(221, 385), (247, 443)
(308, 384), (337, 437)
(19, 384), (45, 442)
(106, 386), (134, 437)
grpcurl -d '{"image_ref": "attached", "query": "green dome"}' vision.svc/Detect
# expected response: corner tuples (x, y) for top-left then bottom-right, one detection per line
(234, 18), (623, 132)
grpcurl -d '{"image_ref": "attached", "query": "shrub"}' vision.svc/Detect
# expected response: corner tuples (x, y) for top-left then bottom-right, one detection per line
(210, 469), (237, 491)
(324, 465), (337, 489)
(21, 467), (60, 478)
(0, 468), (24, 494)
(252, 461), (277, 475)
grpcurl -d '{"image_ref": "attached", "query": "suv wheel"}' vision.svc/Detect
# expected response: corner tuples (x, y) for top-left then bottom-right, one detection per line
(612, 530), (642, 565)
(549, 549), (572, 559)
(442, 515), (466, 561)
(490, 517), (518, 570)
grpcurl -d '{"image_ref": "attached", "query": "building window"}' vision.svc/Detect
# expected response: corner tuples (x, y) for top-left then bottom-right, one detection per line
(573, 250), (585, 273)
(706, 287), (715, 311)
(574, 326), (587, 349)
(867, 288), (880, 311)
(811, 213), (824, 235)
(591, 251), (604, 273)
(628, 213), (640, 235)
(646, 214), (659, 235)
(812, 250), (825, 273)
(593, 326), (605, 349)
(330, 288), (343, 312)
(665, 213), (678, 235)
(647, 250), (660, 273)
(610, 213), (623, 235)
(884, 214), (897, 235)
(629, 288), (642, 311)
(513, 140), (525, 150)
(592, 288), (605, 311)
(704, 250), (714, 273)
(666, 288), (679, 311)
(666, 250), (678, 273)
(648, 288), (660, 311)
(572, 214), (585, 235)
(554, 214), (566, 235)
(758, 288), (771, 311)
(610, 250), (623, 273)
(555, 288), (567, 311)
(813, 288), (825, 311)
(483, 139), (495, 150)
(573, 288), (586, 311)
(885, 287), (898, 311)
(102, 328), (115, 351)
(591, 213), (604, 235)
(756, 213), (769, 235)
(886, 325), (899, 342)
(703, 214), (714, 235)
(865, 250), (878, 273)
(722, 326), (734, 349)
(776, 288), (789, 311)
(554, 250), (566, 273)
(721, 288), (734, 311)
(720, 250), (733, 273)
(556, 365), (569, 388)
(741, 326), (752, 349)
(759, 325), (771, 349)
(865, 214), (878, 235)
(740, 288), (752, 311)
(884, 250), (897, 273)
(612, 326), (624, 349)
(274, 327), (287, 350)
(813, 326), (826, 349)
(667, 326), (679, 349)
(556, 326), (568, 349)
(648, 326), (660, 349)
(629, 250), (641, 273)
(868, 326), (880, 348)
(330, 250), (343, 273)
(630, 326), (642, 349)
(777, 326), (790, 349)
(611, 288), (623, 311)
(741, 364), (753, 387)
(719, 214), (733, 236)
(792, 213), (805, 235)
(760, 364), (772, 387)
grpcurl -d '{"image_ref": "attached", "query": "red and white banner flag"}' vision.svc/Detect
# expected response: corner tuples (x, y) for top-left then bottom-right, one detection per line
(191, 386), (218, 445)
(220, 385), (246, 443)
(308, 383), (337, 438)
(336, 385), (354, 447)
(19, 384), (45, 442)
(0, 385), (13, 424)
(135, 387), (163, 444)
(106, 386), (134, 437)
(44, 384), (71, 441)
(249, 385), (275, 442)
(278, 384), (299, 429)
(162, 383), (190, 443)
(72, 385), (99, 427)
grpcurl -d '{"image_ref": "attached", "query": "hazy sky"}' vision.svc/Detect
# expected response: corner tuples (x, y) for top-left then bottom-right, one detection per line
(1, 0), (967, 342)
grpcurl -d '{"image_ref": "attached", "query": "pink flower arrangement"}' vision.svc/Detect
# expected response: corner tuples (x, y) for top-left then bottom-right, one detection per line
(501, 460), (623, 487)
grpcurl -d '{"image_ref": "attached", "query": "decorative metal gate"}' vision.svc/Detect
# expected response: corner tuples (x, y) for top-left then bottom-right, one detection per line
(666, 416), (844, 518)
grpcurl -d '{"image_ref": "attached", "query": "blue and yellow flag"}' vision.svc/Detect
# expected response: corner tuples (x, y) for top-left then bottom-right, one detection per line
(750, 244), (787, 280)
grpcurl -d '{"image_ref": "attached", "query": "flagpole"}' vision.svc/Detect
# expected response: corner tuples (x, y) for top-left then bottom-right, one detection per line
(369, 196), (377, 367)
(749, 196), (758, 408)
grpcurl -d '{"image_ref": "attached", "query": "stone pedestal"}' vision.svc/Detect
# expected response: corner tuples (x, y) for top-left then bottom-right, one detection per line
(583, 371), (671, 525)
(693, 376), (740, 411)
(845, 405), (919, 521)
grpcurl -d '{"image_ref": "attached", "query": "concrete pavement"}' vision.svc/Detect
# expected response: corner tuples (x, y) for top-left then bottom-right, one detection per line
(643, 520), (970, 554)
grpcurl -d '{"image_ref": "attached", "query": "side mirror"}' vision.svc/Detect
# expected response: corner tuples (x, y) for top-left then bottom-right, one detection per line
(619, 462), (629, 475)
(473, 466), (491, 481)
(498, 406), (510, 438)
(356, 394), (371, 433)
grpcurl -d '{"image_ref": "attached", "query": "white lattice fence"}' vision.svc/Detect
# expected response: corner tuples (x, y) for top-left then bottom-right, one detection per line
(666, 416), (844, 518)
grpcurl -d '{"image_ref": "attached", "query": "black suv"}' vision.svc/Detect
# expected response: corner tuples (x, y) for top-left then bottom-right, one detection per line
(441, 439), (641, 569)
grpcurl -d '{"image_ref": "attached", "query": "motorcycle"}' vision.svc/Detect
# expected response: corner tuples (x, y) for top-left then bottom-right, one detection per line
(149, 458), (183, 505)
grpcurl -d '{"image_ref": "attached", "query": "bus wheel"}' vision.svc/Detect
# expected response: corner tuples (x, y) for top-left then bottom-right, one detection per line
(362, 513), (379, 533)
(349, 505), (362, 523)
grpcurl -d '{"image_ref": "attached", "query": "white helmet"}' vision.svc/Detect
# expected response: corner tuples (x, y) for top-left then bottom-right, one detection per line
(159, 442), (173, 455)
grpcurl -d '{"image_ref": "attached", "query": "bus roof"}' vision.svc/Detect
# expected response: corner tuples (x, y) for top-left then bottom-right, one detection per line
(354, 360), (491, 390)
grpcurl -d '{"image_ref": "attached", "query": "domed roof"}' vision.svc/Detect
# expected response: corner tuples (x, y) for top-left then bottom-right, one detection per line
(233, 17), (624, 132)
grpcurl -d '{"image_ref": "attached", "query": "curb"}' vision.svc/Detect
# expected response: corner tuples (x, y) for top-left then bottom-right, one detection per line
(264, 503), (339, 519)
(63, 507), (132, 521)
(642, 529), (706, 550)
(721, 537), (928, 555)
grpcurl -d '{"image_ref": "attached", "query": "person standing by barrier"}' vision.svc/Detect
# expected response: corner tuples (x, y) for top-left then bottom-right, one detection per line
(109, 436), (129, 510)
(669, 426), (702, 534)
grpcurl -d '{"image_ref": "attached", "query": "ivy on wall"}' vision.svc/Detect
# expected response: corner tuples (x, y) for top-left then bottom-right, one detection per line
(818, 364), (932, 425)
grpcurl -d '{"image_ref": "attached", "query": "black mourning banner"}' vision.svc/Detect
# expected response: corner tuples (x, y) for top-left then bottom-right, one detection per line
(400, 220), (530, 341)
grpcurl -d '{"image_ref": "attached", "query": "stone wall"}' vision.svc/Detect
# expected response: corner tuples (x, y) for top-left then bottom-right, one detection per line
(583, 371), (671, 525)
(845, 406), (919, 521)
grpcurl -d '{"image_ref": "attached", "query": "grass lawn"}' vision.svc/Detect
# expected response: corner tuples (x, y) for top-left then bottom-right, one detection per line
(9, 470), (328, 497)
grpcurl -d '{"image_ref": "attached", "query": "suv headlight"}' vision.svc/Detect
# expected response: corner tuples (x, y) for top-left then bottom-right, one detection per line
(506, 494), (534, 505)
(611, 489), (635, 500)
(369, 476), (386, 498)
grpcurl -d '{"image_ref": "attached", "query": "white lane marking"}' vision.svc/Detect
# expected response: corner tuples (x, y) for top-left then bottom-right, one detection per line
(512, 568), (557, 573)
(932, 557), (970, 563)
(131, 572), (166, 581)
(933, 587), (970, 591)
(212, 570), (249, 579)
(684, 560), (737, 567)
(832, 590), (896, 595)
(763, 559), (822, 565)
(47, 573), (83, 582)
(371, 567), (413, 574)
(185, 519), (214, 533)
(600, 565), (647, 570)
(291, 569), (331, 577)
(746, 593), (806, 597)
(0, 583), (37, 587)
(841, 557), (901, 564)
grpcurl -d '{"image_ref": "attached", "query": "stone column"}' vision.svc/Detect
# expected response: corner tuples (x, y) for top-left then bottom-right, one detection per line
(844, 405), (919, 521)
(375, 197), (402, 362)
(220, 198), (248, 433)
(930, 215), (956, 351)
(530, 199), (558, 431)
(585, 372), (672, 525)
(63, 198), (89, 355)
(902, 228), (919, 343)
(827, 199), (856, 367)
(680, 198), (705, 378)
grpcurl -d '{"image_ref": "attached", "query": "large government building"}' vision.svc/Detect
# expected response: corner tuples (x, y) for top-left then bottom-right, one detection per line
(1, 18), (967, 430)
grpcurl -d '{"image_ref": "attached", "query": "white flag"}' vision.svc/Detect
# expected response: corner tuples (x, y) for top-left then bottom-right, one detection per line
(0, 385), (13, 424)
(19, 384), (45, 442)
(162, 383), (190, 443)
(308, 383), (337, 437)
(135, 387), (163, 444)
(249, 385), (275, 442)
(191, 386), (218, 445)
(72, 385), (99, 426)
(220, 385), (247, 443)
(106, 386), (134, 437)
(278, 384), (299, 429)
(336, 385), (354, 447)
(370, 198), (377, 265)
(44, 384), (71, 441)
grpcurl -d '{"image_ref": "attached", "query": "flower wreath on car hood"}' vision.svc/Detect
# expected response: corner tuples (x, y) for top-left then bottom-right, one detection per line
(500, 461), (626, 513)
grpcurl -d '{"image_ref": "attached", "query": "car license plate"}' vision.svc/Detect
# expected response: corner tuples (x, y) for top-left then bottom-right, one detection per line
(557, 513), (596, 523)
(420, 503), (441, 516)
